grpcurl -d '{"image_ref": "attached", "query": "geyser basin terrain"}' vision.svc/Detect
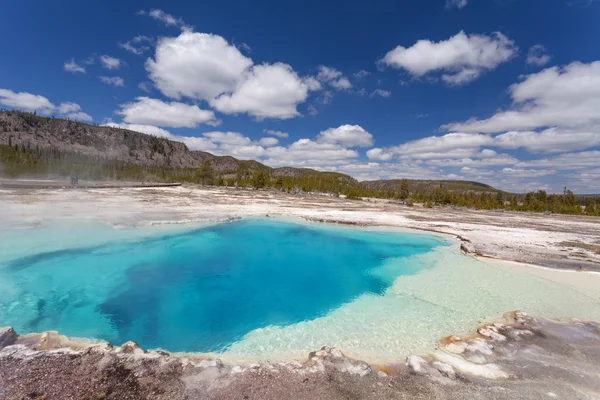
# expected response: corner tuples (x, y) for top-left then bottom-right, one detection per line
(1, 219), (599, 363)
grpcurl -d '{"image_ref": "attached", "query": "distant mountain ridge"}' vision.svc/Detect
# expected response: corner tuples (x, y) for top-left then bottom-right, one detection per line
(0, 110), (351, 179)
(0, 110), (499, 192)
(362, 179), (500, 193)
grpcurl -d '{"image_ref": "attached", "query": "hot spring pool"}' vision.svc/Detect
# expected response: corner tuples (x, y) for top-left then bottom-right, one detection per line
(1, 219), (599, 363)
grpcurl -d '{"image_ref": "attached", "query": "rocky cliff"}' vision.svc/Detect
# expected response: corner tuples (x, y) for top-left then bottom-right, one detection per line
(0, 111), (296, 175)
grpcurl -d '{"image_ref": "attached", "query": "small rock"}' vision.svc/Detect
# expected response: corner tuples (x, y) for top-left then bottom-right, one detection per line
(377, 370), (388, 378)
(197, 359), (222, 369)
(432, 361), (456, 379)
(305, 362), (326, 374)
(515, 311), (528, 317)
(88, 342), (113, 354)
(341, 360), (371, 377)
(506, 328), (534, 339)
(330, 348), (345, 359)
(466, 354), (487, 364)
(446, 341), (468, 354)
(309, 346), (345, 361)
(514, 311), (531, 324)
(0, 327), (18, 348)
(466, 339), (494, 355)
(406, 355), (429, 374)
(308, 346), (327, 360)
(478, 327), (494, 337)
(489, 332), (507, 342)
(117, 341), (145, 354)
(480, 326), (506, 341)
(288, 360), (303, 369)
(230, 365), (245, 374)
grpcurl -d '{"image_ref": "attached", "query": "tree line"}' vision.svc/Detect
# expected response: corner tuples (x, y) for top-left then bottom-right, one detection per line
(1, 143), (598, 216)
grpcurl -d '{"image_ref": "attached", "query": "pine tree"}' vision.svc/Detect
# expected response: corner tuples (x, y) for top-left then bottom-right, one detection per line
(196, 159), (213, 185)
(252, 170), (268, 189)
(495, 192), (504, 207)
(399, 179), (410, 200)
(585, 202), (596, 215)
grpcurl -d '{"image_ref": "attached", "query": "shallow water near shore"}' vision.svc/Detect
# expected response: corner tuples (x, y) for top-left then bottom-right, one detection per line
(0, 219), (445, 352)
(1, 218), (599, 363)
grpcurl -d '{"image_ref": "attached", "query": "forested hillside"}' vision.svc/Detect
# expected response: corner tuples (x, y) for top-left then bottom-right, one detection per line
(1, 110), (598, 216)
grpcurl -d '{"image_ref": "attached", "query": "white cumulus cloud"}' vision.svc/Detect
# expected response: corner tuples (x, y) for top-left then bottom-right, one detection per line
(391, 132), (494, 157)
(102, 121), (172, 138)
(366, 148), (394, 161)
(371, 89), (391, 98)
(500, 168), (556, 178)
(138, 9), (190, 30)
(316, 125), (374, 147)
(203, 131), (251, 145)
(443, 61), (600, 134)
(56, 102), (92, 122)
(138, 81), (153, 93)
(263, 129), (289, 138)
(0, 89), (55, 113)
(263, 139), (359, 167)
(494, 128), (600, 153)
(116, 97), (219, 128)
(517, 150), (600, 170)
(446, 0), (468, 8)
(258, 137), (279, 147)
(119, 35), (153, 55)
(145, 30), (320, 119)
(426, 153), (518, 167)
(64, 59), (86, 74)
(381, 31), (517, 85)
(146, 31), (253, 101)
(526, 45), (551, 66)
(99, 55), (122, 70)
(0, 89), (92, 121)
(100, 76), (125, 87)
(211, 63), (318, 119)
(354, 70), (370, 78)
(317, 66), (353, 90)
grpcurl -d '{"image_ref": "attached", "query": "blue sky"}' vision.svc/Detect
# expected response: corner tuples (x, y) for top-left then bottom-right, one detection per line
(1, 0), (599, 192)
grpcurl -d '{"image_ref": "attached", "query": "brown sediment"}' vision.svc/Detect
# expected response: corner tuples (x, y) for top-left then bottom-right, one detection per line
(300, 216), (370, 226)
(439, 335), (464, 346)
(559, 240), (600, 255)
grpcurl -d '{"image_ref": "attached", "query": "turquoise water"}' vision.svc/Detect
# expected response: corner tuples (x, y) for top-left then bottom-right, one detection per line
(0, 219), (446, 353)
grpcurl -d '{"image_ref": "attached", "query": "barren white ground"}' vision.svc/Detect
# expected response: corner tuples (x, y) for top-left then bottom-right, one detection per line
(2, 185), (599, 267)
(1, 185), (599, 363)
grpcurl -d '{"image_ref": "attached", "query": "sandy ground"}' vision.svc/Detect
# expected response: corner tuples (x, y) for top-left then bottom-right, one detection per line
(483, 258), (600, 302)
